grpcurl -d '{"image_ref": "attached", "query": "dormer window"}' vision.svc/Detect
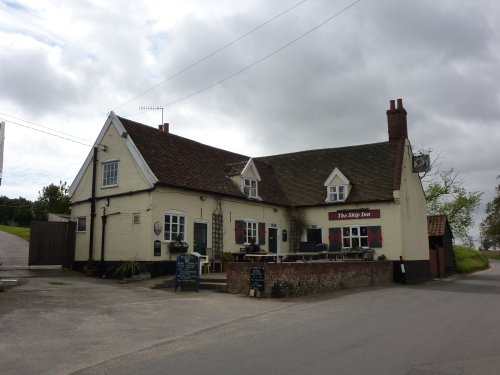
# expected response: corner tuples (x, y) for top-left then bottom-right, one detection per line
(328, 185), (346, 202)
(243, 178), (258, 198)
(239, 158), (262, 200)
(324, 167), (350, 203)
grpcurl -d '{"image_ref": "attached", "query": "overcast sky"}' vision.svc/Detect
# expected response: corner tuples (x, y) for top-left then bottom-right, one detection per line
(0, 0), (499, 242)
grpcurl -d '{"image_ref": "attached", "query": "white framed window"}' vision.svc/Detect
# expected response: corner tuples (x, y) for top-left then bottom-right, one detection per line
(328, 185), (346, 202)
(164, 211), (186, 242)
(243, 178), (258, 198)
(245, 221), (257, 244)
(342, 226), (368, 249)
(76, 217), (87, 232)
(324, 167), (350, 203)
(102, 160), (119, 187)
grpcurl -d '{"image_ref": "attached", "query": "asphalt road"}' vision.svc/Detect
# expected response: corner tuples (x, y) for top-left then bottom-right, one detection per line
(75, 265), (500, 375)
(1, 261), (500, 375)
(0, 230), (28, 267)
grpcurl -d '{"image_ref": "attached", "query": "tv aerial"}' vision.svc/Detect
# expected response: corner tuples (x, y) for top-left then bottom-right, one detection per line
(139, 106), (164, 124)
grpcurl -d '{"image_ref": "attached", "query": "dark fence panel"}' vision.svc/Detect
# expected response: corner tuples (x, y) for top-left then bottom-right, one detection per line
(29, 221), (76, 268)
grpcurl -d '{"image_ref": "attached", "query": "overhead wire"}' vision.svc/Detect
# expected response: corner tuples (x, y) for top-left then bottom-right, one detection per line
(111, 0), (309, 112)
(0, 111), (94, 144)
(0, 117), (94, 147)
(127, 0), (363, 116)
(0, 0), (361, 146)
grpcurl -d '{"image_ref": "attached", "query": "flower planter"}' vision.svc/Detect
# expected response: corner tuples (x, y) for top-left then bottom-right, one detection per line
(170, 246), (188, 253)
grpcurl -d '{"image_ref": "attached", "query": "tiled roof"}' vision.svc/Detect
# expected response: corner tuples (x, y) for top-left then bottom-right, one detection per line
(120, 117), (249, 197)
(256, 142), (402, 206)
(224, 161), (247, 177)
(119, 116), (403, 207)
(427, 215), (449, 236)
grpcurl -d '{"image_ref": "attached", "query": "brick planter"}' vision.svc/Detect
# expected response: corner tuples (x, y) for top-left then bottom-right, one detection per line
(226, 261), (393, 298)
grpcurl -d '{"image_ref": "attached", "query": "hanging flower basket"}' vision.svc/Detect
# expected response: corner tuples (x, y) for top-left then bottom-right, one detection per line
(170, 245), (189, 253)
(169, 234), (189, 253)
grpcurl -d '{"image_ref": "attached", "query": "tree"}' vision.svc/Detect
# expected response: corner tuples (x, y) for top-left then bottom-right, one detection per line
(425, 168), (482, 241)
(32, 181), (71, 221)
(480, 177), (500, 250)
(12, 197), (33, 227)
(0, 195), (33, 226)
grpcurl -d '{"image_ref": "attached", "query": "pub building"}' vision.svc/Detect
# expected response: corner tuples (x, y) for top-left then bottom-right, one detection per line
(69, 98), (430, 283)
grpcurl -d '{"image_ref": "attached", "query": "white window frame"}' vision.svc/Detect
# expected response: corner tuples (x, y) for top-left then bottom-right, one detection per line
(328, 185), (347, 202)
(164, 210), (186, 242)
(243, 177), (258, 198)
(76, 217), (87, 232)
(102, 160), (119, 188)
(245, 220), (258, 244)
(341, 225), (369, 249)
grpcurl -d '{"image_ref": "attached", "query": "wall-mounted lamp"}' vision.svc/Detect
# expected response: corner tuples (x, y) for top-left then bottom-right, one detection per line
(105, 197), (110, 206)
(200, 196), (206, 201)
(273, 208), (278, 213)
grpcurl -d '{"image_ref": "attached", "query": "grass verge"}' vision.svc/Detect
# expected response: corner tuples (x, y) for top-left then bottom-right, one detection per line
(481, 251), (500, 261)
(0, 225), (30, 241)
(454, 245), (489, 273)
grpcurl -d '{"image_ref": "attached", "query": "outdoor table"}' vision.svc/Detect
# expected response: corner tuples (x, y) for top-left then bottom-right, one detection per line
(231, 252), (247, 262)
(244, 253), (286, 263)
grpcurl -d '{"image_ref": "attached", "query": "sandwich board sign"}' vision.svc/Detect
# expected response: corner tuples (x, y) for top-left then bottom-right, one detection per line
(174, 253), (200, 292)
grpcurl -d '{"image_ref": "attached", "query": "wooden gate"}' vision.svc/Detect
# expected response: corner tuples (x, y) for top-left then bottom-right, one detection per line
(29, 221), (76, 268)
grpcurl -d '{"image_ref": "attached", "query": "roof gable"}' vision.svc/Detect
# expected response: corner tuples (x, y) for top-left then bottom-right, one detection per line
(68, 113), (157, 197)
(324, 167), (349, 186)
(241, 158), (261, 181)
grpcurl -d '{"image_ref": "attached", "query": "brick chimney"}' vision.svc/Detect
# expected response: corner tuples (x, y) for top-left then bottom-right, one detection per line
(158, 123), (169, 133)
(386, 98), (407, 142)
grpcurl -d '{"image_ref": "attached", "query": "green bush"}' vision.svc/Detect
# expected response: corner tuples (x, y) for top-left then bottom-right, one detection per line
(216, 252), (235, 262)
(454, 245), (489, 273)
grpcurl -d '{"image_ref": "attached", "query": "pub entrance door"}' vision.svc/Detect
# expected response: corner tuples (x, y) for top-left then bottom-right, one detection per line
(193, 222), (208, 255)
(268, 227), (278, 253)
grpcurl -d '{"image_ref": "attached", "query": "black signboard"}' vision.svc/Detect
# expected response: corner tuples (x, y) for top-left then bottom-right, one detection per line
(154, 240), (161, 256)
(250, 266), (265, 292)
(282, 229), (288, 242)
(174, 253), (200, 292)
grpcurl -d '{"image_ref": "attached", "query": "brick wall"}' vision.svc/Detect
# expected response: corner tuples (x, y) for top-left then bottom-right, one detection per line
(226, 261), (393, 298)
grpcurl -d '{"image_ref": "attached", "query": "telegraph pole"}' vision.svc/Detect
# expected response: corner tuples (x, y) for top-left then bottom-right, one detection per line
(0, 121), (5, 186)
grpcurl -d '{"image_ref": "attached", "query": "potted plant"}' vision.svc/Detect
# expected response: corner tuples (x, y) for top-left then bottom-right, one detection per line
(215, 251), (235, 272)
(169, 234), (189, 253)
(113, 258), (147, 280)
(245, 239), (261, 253)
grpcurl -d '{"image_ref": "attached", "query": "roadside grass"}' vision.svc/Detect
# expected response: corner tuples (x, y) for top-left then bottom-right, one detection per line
(0, 225), (30, 241)
(454, 245), (489, 273)
(481, 251), (500, 261)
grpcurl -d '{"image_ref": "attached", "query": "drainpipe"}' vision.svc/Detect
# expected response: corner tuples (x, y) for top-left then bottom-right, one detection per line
(88, 147), (98, 262)
(100, 207), (107, 276)
(100, 208), (120, 278)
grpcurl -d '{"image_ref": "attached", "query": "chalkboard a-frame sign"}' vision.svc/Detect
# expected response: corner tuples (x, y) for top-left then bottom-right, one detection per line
(250, 266), (265, 292)
(174, 253), (200, 292)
